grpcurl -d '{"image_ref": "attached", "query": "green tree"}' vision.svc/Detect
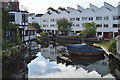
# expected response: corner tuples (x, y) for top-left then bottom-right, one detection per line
(31, 22), (41, 30)
(81, 22), (96, 37)
(56, 18), (73, 35)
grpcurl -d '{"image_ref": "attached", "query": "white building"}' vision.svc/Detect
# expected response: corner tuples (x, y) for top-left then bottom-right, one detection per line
(29, 2), (120, 38)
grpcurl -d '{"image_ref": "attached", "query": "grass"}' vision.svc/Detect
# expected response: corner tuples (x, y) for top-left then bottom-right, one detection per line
(96, 42), (110, 49)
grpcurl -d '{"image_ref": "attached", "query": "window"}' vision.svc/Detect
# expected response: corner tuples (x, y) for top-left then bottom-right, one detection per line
(96, 24), (102, 27)
(113, 16), (120, 20)
(82, 17), (87, 20)
(97, 32), (102, 35)
(76, 18), (80, 21)
(96, 17), (102, 20)
(43, 25), (48, 27)
(76, 24), (79, 27)
(104, 17), (109, 20)
(43, 19), (48, 22)
(104, 24), (108, 27)
(70, 18), (75, 21)
(9, 13), (15, 22)
(50, 19), (55, 22)
(89, 17), (93, 20)
(113, 24), (118, 28)
(50, 24), (55, 27)
(32, 17), (34, 19)
(22, 14), (28, 22)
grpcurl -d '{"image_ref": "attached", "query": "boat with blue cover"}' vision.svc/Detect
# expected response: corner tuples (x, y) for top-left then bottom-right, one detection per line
(65, 43), (105, 56)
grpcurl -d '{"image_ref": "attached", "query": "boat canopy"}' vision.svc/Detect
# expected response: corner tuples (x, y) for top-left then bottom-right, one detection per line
(66, 43), (104, 53)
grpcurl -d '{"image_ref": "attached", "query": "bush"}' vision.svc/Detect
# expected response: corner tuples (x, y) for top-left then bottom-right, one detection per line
(11, 48), (21, 55)
(75, 35), (82, 38)
(35, 37), (41, 44)
(40, 32), (48, 36)
(2, 52), (10, 59)
(108, 39), (117, 52)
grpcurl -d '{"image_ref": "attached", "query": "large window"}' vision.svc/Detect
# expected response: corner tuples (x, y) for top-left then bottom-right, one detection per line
(113, 24), (118, 28)
(96, 17), (102, 20)
(96, 24), (102, 27)
(9, 13), (15, 22)
(22, 14), (28, 22)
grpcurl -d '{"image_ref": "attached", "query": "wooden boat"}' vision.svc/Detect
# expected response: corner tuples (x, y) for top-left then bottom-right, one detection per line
(65, 43), (105, 56)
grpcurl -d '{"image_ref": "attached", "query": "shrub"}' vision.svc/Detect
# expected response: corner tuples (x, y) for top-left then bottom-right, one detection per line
(40, 32), (48, 36)
(75, 35), (82, 38)
(108, 39), (117, 52)
(2, 52), (10, 59)
(35, 37), (41, 44)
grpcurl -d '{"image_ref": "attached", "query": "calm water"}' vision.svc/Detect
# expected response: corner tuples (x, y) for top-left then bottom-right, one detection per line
(2, 45), (120, 79)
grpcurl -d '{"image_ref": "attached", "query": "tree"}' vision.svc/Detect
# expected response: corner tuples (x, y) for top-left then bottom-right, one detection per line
(31, 22), (41, 30)
(81, 22), (96, 37)
(56, 18), (73, 35)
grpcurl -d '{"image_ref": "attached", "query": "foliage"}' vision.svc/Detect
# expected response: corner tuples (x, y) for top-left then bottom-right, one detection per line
(31, 22), (41, 30)
(58, 7), (70, 13)
(108, 39), (117, 52)
(9, 24), (19, 29)
(81, 22), (96, 36)
(11, 48), (21, 55)
(40, 32), (48, 36)
(2, 8), (9, 31)
(2, 52), (10, 59)
(47, 7), (59, 13)
(35, 37), (41, 44)
(15, 31), (22, 45)
(56, 18), (73, 35)
(75, 35), (82, 38)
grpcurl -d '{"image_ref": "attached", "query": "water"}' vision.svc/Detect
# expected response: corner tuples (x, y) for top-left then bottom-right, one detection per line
(2, 45), (120, 79)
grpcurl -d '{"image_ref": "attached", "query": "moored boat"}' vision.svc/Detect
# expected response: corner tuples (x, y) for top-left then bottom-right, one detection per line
(65, 43), (105, 56)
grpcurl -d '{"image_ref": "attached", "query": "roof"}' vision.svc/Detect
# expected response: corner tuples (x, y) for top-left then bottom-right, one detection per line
(28, 13), (35, 16)
(35, 14), (43, 17)
(28, 24), (37, 30)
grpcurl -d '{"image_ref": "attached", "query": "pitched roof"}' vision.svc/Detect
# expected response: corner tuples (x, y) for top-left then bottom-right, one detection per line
(35, 14), (43, 17)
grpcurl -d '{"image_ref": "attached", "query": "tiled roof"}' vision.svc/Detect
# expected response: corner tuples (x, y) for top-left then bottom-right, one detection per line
(28, 24), (37, 30)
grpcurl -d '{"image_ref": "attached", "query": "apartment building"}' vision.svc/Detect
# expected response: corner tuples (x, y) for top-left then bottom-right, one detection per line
(29, 2), (120, 38)
(2, 0), (36, 43)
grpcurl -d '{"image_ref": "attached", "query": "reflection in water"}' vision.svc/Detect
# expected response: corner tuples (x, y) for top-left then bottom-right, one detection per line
(28, 45), (116, 78)
(2, 44), (120, 79)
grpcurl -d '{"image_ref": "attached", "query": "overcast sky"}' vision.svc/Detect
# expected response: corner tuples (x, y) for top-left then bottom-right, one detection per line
(19, 0), (119, 14)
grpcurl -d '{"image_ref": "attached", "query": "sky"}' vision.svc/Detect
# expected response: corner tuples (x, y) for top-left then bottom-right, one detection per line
(19, 0), (120, 14)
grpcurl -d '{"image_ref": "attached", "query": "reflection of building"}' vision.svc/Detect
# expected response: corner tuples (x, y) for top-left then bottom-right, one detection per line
(29, 2), (119, 38)
(41, 45), (58, 61)
(82, 58), (110, 77)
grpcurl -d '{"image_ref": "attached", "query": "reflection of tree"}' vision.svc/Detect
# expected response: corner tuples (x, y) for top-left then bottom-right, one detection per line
(109, 61), (120, 78)
(2, 48), (39, 79)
